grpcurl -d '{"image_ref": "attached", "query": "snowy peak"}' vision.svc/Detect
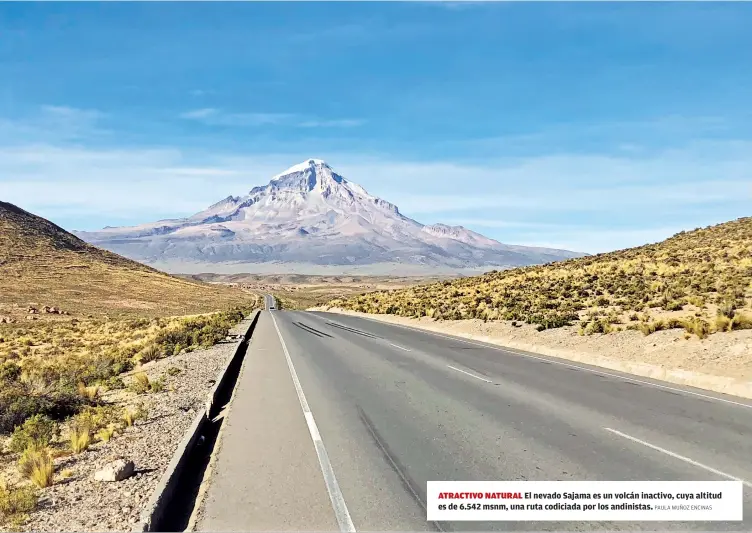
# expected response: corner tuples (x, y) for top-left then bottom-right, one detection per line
(74, 159), (585, 273)
(272, 158), (332, 180)
(248, 159), (401, 216)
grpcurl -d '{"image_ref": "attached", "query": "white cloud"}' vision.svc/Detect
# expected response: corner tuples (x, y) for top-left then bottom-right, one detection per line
(297, 119), (365, 128)
(179, 108), (294, 126)
(179, 109), (364, 128)
(0, 105), (107, 143)
(179, 108), (216, 119)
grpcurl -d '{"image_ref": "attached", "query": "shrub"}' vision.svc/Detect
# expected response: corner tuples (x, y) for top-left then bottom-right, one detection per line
(129, 372), (151, 394)
(0, 387), (85, 435)
(0, 482), (37, 528)
(714, 315), (732, 333)
(718, 300), (737, 319)
(18, 445), (54, 488)
(731, 313), (752, 331)
(683, 318), (710, 339)
(102, 376), (125, 390)
(136, 344), (161, 364)
(150, 376), (165, 393)
(9, 414), (59, 453)
(167, 366), (182, 376)
(0, 361), (21, 384)
(75, 405), (119, 432)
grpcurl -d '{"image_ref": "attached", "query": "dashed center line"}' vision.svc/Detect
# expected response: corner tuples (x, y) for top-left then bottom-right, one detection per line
(343, 313), (752, 410)
(388, 342), (411, 352)
(447, 365), (492, 383)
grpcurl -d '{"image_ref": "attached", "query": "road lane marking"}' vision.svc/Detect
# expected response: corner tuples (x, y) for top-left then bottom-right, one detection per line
(321, 317), (412, 351)
(604, 427), (752, 488)
(388, 342), (411, 352)
(447, 365), (492, 383)
(334, 313), (752, 410)
(270, 311), (356, 532)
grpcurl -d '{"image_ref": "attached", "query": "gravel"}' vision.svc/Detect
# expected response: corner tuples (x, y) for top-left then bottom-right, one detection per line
(17, 316), (255, 533)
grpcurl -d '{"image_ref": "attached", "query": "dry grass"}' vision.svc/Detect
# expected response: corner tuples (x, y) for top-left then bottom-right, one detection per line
(0, 307), (255, 435)
(328, 217), (752, 339)
(17, 445), (54, 489)
(95, 426), (116, 443)
(0, 481), (37, 529)
(129, 372), (151, 395)
(69, 423), (91, 454)
(0, 201), (260, 435)
(121, 404), (147, 428)
(0, 201), (259, 320)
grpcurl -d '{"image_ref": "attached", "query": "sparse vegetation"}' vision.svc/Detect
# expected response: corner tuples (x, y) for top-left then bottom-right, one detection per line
(0, 481), (37, 528)
(17, 444), (54, 488)
(328, 218), (752, 339)
(9, 415), (59, 454)
(95, 425), (116, 443)
(121, 404), (147, 428)
(0, 201), (259, 436)
(0, 306), (254, 435)
(69, 420), (91, 454)
(0, 201), (262, 529)
(129, 372), (151, 394)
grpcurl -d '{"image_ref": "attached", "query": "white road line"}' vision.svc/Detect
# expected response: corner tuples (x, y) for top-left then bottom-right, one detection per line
(311, 314), (412, 352)
(604, 427), (752, 488)
(447, 364), (492, 383)
(270, 312), (356, 532)
(388, 342), (411, 352)
(343, 314), (752, 410)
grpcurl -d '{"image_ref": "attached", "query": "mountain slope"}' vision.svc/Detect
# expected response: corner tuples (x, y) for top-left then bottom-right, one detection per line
(75, 159), (584, 274)
(327, 216), (752, 335)
(0, 201), (255, 317)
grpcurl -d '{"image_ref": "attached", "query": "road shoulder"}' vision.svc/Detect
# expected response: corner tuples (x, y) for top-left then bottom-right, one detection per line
(196, 312), (338, 532)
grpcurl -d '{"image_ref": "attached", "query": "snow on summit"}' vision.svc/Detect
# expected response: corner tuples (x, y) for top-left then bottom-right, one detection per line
(75, 160), (584, 274)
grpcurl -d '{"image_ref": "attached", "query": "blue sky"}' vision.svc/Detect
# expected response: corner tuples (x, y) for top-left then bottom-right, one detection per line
(1, 2), (750, 253)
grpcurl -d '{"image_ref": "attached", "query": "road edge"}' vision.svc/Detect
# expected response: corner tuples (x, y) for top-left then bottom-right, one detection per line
(134, 310), (262, 532)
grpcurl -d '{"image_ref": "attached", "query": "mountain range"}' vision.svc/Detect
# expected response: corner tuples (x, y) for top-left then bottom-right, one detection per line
(75, 159), (585, 274)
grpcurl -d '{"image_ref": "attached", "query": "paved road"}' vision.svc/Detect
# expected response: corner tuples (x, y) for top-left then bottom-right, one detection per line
(198, 304), (752, 532)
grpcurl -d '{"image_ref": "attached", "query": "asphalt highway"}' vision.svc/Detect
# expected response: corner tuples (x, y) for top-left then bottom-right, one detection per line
(198, 301), (751, 532)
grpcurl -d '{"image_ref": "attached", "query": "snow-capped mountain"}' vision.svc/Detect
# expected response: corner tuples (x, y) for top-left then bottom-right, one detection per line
(75, 159), (584, 274)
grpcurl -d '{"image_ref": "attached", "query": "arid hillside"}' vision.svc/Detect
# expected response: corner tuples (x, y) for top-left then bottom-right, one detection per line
(0, 201), (255, 319)
(328, 217), (752, 338)
(0, 202), (259, 529)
